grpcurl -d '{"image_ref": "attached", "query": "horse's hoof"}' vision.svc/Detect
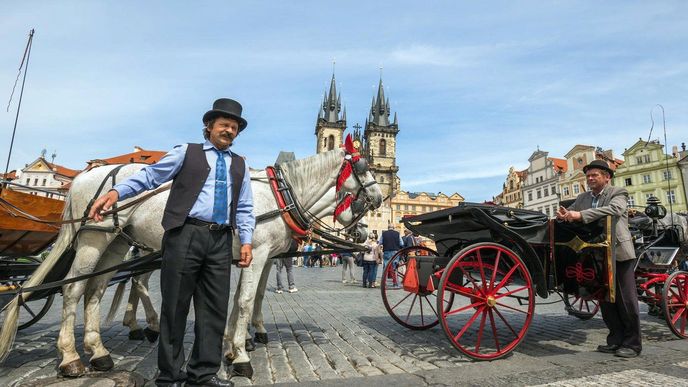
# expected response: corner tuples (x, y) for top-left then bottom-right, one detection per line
(128, 329), (145, 340)
(254, 332), (268, 344)
(245, 338), (256, 352)
(231, 361), (254, 379)
(58, 359), (86, 377)
(90, 354), (114, 372)
(144, 327), (159, 342)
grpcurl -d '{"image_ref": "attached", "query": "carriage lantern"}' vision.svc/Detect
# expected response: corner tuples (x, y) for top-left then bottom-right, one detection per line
(644, 196), (667, 220)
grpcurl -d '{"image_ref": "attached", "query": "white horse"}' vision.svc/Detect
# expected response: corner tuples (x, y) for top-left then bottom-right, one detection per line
(0, 140), (382, 378)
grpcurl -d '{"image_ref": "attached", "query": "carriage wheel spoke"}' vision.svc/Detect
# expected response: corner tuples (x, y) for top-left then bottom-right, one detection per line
(493, 306), (519, 338)
(476, 250), (488, 293)
(424, 295), (439, 318)
(493, 264), (521, 293)
(419, 295), (425, 325)
(453, 306), (484, 342)
(495, 301), (531, 315)
(671, 307), (686, 325)
(488, 308), (500, 351)
(21, 303), (37, 318)
(489, 251), (501, 292)
(446, 300), (485, 317)
(404, 294), (418, 323)
(445, 282), (485, 300)
(475, 308), (488, 353)
(584, 300), (591, 313)
(493, 286), (529, 300)
(390, 292), (413, 311)
(458, 262), (485, 296)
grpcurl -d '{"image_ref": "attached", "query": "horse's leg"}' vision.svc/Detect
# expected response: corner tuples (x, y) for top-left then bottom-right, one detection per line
(251, 262), (272, 345)
(226, 252), (267, 378)
(133, 271), (160, 342)
(223, 270), (243, 363)
(123, 278), (145, 340)
(57, 232), (116, 377)
(82, 237), (130, 371)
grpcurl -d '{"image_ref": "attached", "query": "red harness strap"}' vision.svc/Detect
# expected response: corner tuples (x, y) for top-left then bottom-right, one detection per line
(265, 166), (309, 237)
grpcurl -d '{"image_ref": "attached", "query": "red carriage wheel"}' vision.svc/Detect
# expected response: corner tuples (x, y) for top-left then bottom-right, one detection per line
(381, 246), (453, 330)
(662, 270), (688, 339)
(437, 242), (534, 360)
(563, 291), (600, 320)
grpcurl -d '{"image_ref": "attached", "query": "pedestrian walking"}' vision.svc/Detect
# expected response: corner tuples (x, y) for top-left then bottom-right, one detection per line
(362, 235), (380, 288)
(274, 240), (299, 294)
(378, 224), (404, 287)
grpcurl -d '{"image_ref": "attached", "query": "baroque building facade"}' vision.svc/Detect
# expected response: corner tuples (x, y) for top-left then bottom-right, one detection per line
(521, 149), (566, 218)
(613, 139), (686, 212)
(495, 166), (527, 208)
(558, 145), (620, 204)
(15, 155), (80, 199)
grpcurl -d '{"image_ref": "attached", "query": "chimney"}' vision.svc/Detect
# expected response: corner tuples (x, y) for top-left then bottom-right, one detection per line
(672, 145), (679, 158)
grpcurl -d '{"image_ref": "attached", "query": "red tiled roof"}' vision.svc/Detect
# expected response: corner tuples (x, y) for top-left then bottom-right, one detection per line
(1, 170), (17, 180)
(46, 161), (80, 178)
(90, 148), (166, 166)
(549, 157), (567, 173)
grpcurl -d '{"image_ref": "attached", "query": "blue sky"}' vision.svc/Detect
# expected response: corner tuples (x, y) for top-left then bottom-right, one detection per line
(1, 1), (687, 202)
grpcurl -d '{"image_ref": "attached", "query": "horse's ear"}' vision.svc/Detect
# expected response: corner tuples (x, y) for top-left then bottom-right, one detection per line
(344, 134), (355, 153)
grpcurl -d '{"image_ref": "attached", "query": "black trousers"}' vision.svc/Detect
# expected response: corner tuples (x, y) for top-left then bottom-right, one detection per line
(156, 222), (232, 386)
(600, 258), (642, 353)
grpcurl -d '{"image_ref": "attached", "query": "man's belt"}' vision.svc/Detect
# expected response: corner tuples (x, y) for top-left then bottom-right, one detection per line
(186, 217), (232, 231)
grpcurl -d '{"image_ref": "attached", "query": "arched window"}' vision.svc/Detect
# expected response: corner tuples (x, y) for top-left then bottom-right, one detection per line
(379, 139), (387, 156)
(327, 135), (335, 151)
(322, 138), (327, 150)
(379, 176), (384, 183)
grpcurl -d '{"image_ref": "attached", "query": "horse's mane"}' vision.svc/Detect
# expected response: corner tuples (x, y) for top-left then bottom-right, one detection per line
(279, 149), (343, 197)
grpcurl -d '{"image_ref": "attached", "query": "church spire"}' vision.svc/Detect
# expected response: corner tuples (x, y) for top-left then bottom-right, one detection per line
(370, 77), (390, 126)
(321, 73), (341, 123)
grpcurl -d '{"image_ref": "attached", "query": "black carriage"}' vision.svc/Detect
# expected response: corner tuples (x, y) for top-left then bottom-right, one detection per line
(381, 202), (686, 360)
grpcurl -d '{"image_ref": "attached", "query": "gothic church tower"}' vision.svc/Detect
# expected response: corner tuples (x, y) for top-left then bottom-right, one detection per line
(315, 74), (346, 154)
(364, 78), (399, 200)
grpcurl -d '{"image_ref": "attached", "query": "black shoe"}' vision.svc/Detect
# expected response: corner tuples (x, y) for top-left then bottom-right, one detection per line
(615, 347), (640, 358)
(596, 344), (620, 353)
(186, 376), (234, 387)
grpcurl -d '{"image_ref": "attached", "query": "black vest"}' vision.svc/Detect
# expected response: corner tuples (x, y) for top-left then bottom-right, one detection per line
(161, 143), (246, 231)
(381, 229), (401, 251)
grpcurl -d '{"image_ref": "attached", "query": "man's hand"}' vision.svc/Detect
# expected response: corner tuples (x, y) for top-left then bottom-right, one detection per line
(556, 206), (581, 222)
(88, 190), (119, 222)
(238, 244), (253, 268)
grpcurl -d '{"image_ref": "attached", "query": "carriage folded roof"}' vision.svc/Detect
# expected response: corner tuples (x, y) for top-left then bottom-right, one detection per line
(402, 202), (548, 238)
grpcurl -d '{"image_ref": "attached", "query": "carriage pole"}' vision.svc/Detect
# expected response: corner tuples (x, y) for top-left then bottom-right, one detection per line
(4, 29), (34, 178)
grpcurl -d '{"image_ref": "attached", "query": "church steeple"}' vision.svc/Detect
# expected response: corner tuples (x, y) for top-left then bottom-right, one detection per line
(370, 78), (391, 126)
(315, 71), (347, 154)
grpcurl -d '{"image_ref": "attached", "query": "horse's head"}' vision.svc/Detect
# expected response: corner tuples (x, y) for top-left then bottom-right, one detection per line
(334, 135), (383, 228)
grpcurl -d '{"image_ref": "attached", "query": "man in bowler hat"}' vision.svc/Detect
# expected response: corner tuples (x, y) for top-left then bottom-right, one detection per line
(90, 98), (256, 386)
(557, 160), (641, 358)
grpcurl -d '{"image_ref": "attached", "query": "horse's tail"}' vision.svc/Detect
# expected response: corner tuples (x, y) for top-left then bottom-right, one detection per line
(0, 194), (76, 361)
(105, 280), (127, 326)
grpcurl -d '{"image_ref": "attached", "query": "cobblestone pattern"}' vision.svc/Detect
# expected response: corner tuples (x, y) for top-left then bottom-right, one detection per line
(0, 264), (686, 386)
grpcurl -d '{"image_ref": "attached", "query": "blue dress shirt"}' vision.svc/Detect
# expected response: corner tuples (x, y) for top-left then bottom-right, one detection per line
(113, 141), (255, 245)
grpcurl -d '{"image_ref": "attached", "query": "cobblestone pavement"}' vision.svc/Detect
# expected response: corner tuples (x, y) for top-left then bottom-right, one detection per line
(1, 264), (686, 386)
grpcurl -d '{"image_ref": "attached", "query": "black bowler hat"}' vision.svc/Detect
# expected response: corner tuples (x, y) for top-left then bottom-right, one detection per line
(583, 160), (614, 178)
(202, 98), (248, 131)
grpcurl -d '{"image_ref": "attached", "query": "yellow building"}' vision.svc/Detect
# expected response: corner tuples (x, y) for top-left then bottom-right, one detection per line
(613, 139), (686, 212)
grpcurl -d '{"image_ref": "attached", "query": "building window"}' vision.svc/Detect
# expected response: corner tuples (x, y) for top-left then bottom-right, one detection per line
(544, 187), (549, 196)
(663, 170), (672, 180)
(645, 193), (654, 202)
(379, 176), (384, 183)
(41, 178), (47, 186)
(551, 185), (556, 194)
(545, 207), (550, 216)
(624, 177), (632, 186)
(573, 184), (580, 194)
(644, 155), (651, 163)
(528, 191), (533, 201)
(327, 135), (335, 151)
(509, 181), (514, 190)
(536, 189), (542, 199)
(635, 156), (643, 165)
(379, 139), (387, 156)
(396, 205), (400, 210)
(628, 197), (635, 207)
(642, 174), (651, 184)
(552, 204), (558, 215)
(26, 178), (30, 185)
(667, 190), (676, 204)
(563, 186), (569, 196)
(412, 205), (416, 211)
(34, 178), (38, 186)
